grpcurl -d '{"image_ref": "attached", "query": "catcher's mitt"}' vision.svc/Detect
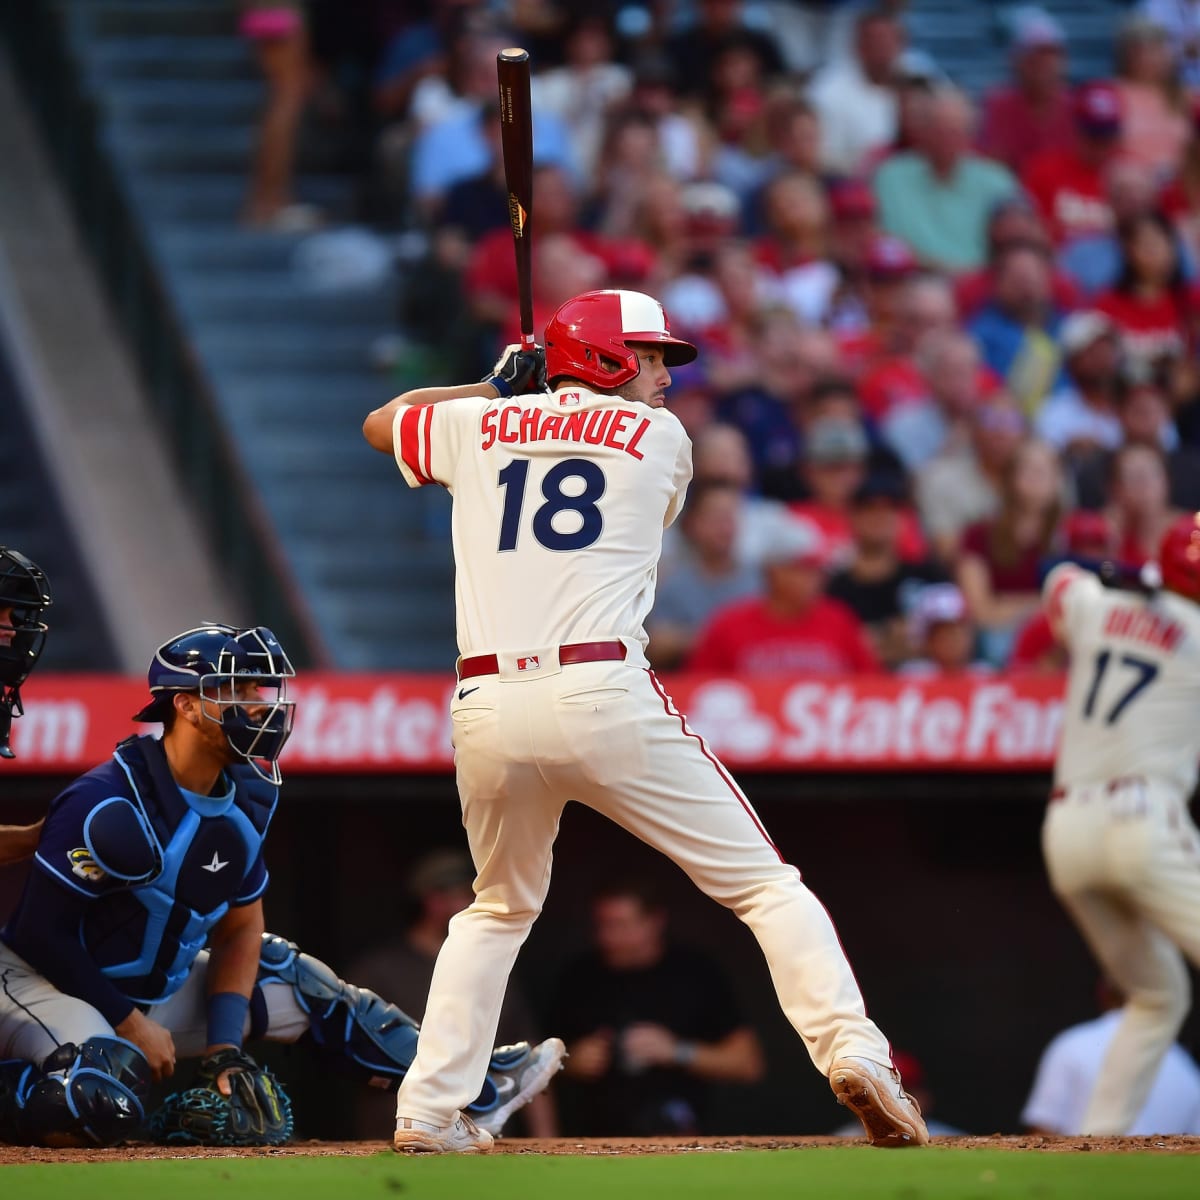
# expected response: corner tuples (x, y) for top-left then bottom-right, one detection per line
(148, 1048), (294, 1146)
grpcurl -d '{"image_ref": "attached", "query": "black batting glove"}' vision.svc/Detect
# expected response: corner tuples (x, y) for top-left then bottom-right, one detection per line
(483, 343), (546, 397)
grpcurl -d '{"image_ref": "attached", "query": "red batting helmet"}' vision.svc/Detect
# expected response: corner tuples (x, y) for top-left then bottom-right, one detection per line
(1159, 512), (1200, 603)
(544, 289), (698, 389)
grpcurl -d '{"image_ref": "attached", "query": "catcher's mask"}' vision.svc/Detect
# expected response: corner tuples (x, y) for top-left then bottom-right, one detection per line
(544, 289), (697, 390)
(133, 624), (296, 784)
(0, 546), (52, 760)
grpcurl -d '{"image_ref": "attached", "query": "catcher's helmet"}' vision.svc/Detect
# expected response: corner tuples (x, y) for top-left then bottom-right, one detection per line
(544, 289), (697, 389)
(0, 547), (52, 759)
(1159, 512), (1200, 604)
(0, 547), (52, 692)
(133, 624), (296, 784)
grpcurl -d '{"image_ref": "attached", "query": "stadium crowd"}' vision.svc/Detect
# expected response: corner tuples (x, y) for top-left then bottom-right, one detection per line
(251, 0), (1200, 675)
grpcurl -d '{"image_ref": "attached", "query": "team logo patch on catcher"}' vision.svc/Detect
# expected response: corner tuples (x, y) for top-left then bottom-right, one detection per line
(69, 847), (106, 882)
(517, 655), (541, 672)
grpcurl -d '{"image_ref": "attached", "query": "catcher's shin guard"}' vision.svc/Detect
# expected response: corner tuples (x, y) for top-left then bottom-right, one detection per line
(11, 1038), (150, 1146)
(257, 934), (421, 1090)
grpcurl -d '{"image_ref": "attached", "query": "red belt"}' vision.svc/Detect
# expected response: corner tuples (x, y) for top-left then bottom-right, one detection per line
(458, 640), (627, 680)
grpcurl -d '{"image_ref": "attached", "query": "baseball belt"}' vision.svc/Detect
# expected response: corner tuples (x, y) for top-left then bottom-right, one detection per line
(458, 640), (627, 680)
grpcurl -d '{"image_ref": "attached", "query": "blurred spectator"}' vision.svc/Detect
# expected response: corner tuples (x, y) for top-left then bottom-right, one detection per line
(1160, 101), (1200, 268)
(859, 273), (959, 423)
(766, 393), (926, 569)
(498, 230), (609, 346)
(823, 180), (881, 335)
(1009, 511), (1117, 674)
(465, 164), (651, 344)
(551, 879), (765, 1136)
(1105, 440), (1182, 566)
(530, 14), (631, 178)
(1074, 369), (1200, 510)
(956, 438), (1065, 664)
(916, 393), (1028, 562)
(647, 481), (762, 671)
(1022, 978), (1200, 1135)
(825, 475), (946, 668)
(957, 198), (1079, 319)
(623, 53), (707, 182)
(662, 359), (720, 438)
(407, 33), (576, 218)
(874, 88), (1018, 272)
(882, 328), (996, 471)
(743, 94), (825, 234)
(808, 7), (905, 176)
(717, 316), (842, 480)
(1058, 158), (1170, 298)
(435, 98), (511, 240)
(967, 241), (1064, 413)
(591, 109), (676, 237)
(1035, 311), (1124, 460)
(1142, 0), (1200, 90)
(755, 172), (838, 324)
(898, 583), (991, 678)
(1113, 15), (1190, 181)
(655, 181), (746, 317)
(665, 0), (786, 101)
(687, 518), (880, 674)
(1094, 211), (1197, 377)
(836, 234), (925, 381)
(1022, 82), (1124, 247)
(345, 849), (556, 1138)
(680, 422), (794, 571)
(240, 0), (319, 229)
(978, 7), (1073, 175)
(706, 32), (780, 202)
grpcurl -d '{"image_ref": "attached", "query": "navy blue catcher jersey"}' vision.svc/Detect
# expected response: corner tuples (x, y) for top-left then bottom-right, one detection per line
(3, 734), (277, 1005)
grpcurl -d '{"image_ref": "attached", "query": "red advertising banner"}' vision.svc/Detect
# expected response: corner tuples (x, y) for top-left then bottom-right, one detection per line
(2, 672), (1066, 776)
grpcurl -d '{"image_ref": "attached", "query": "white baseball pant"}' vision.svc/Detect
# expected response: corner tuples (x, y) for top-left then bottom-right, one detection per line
(1042, 776), (1200, 1134)
(396, 658), (895, 1125)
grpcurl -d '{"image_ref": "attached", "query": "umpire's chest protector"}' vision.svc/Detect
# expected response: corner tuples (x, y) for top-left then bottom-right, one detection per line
(82, 735), (277, 1004)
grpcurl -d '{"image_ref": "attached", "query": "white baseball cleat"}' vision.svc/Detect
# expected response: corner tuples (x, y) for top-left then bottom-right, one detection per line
(393, 1111), (494, 1154)
(829, 1056), (931, 1148)
(474, 1037), (568, 1137)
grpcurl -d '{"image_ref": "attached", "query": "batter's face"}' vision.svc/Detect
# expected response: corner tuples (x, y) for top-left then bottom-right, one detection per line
(0, 604), (13, 648)
(615, 346), (672, 409)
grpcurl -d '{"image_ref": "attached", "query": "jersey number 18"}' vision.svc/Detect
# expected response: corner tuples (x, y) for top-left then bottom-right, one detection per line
(497, 458), (607, 552)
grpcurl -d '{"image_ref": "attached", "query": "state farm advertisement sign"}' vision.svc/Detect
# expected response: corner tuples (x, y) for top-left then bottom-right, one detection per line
(0, 673), (1065, 776)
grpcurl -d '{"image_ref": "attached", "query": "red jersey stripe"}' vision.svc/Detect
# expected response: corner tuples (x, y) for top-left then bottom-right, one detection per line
(399, 405), (432, 485)
(421, 403), (434, 483)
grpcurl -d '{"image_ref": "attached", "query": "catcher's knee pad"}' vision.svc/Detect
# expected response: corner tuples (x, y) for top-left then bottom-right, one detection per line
(257, 933), (419, 1089)
(17, 1038), (150, 1147)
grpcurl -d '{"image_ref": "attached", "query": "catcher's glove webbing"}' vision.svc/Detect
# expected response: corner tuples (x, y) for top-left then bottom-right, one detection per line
(148, 1048), (294, 1146)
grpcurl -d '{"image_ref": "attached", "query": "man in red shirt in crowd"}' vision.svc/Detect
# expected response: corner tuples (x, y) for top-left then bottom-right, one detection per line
(687, 519), (880, 676)
(979, 9), (1074, 175)
(1023, 81), (1124, 246)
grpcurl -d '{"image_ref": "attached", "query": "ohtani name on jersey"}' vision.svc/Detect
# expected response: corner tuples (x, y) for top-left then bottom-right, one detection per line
(480, 405), (651, 459)
(1104, 605), (1183, 653)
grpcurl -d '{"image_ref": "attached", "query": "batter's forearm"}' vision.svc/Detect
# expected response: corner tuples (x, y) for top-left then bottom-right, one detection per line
(363, 382), (500, 453)
(0, 820), (43, 867)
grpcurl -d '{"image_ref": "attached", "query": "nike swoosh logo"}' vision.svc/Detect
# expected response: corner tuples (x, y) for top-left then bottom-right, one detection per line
(457, 686), (480, 700)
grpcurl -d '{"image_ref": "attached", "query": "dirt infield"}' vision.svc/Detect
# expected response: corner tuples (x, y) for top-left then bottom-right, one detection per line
(1, 1134), (1198, 1163)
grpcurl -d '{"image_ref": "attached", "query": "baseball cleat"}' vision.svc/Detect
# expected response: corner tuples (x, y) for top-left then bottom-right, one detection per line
(474, 1037), (567, 1137)
(393, 1111), (494, 1154)
(829, 1056), (930, 1148)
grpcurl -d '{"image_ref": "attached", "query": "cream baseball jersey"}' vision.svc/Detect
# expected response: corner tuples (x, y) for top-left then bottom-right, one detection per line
(391, 385), (692, 657)
(1045, 564), (1200, 794)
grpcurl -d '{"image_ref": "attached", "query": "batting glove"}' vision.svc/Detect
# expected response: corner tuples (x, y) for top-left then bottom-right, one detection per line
(483, 343), (546, 397)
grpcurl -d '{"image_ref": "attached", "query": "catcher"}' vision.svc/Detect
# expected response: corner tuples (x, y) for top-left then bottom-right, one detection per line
(0, 622), (564, 1147)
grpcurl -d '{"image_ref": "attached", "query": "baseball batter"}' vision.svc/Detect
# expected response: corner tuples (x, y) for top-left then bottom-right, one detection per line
(1041, 517), (1200, 1135)
(363, 288), (928, 1154)
(0, 623), (562, 1146)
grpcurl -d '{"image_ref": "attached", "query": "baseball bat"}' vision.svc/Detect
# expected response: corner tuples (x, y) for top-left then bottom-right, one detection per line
(496, 48), (535, 350)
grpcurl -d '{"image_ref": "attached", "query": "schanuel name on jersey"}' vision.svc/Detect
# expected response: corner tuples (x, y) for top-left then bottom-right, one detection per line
(480, 403), (652, 460)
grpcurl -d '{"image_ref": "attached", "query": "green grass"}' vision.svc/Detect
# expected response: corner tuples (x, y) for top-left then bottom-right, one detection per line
(5, 1147), (1198, 1200)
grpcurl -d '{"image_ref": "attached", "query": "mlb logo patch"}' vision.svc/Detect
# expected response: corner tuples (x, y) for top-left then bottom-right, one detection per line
(558, 392), (581, 407)
(517, 655), (541, 672)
